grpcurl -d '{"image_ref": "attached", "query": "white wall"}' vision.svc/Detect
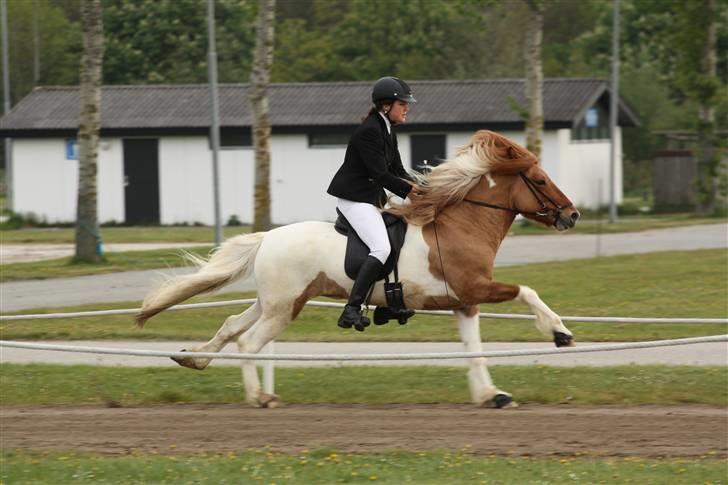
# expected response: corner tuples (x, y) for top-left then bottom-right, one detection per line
(160, 137), (215, 225)
(10, 127), (623, 226)
(558, 128), (623, 209)
(12, 137), (124, 223)
(270, 135), (344, 224)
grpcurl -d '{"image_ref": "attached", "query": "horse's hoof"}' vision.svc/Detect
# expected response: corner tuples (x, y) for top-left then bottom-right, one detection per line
(492, 393), (518, 409)
(170, 349), (209, 370)
(258, 393), (282, 409)
(553, 332), (575, 348)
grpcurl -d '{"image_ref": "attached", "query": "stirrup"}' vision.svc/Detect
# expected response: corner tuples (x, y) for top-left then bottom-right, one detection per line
(373, 306), (415, 326)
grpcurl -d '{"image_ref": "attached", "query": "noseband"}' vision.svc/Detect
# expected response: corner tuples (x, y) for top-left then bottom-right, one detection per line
(463, 172), (566, 220)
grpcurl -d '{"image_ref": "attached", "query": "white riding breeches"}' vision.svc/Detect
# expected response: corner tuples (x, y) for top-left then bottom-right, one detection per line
(337, 198), (391, 264)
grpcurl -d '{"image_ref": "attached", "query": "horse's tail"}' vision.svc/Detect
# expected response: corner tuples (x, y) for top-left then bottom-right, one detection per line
(134, 232), (266, 327)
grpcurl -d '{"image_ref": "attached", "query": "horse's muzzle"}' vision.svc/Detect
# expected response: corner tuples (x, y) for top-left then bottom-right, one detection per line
(555, 209), (580, 231)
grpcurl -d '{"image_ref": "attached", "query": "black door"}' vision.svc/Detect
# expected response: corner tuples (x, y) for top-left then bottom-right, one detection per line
(410, 134), (446, 173)
(123, 138), (160, 225)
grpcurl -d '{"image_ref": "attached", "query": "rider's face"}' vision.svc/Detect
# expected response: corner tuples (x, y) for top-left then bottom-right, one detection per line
(385, 100), (410, 124)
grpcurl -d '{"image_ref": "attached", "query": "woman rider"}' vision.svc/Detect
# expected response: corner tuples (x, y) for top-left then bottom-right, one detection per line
(327, 76), (423, 331)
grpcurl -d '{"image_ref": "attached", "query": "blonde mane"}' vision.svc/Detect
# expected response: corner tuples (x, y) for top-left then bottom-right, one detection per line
(387, 130), (537, 225)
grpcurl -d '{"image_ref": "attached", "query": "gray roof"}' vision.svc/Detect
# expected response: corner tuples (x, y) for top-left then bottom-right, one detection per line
(0, 79), (640, 134)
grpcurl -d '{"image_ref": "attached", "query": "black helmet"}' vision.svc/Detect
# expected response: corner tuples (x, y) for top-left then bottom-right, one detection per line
(371, 76), (416, 104)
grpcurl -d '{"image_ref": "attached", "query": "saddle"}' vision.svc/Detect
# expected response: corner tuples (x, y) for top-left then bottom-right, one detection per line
(334, 209), (414, 325)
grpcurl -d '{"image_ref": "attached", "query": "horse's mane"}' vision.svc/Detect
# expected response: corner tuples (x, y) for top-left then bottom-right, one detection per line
(387, 130), (538, 225)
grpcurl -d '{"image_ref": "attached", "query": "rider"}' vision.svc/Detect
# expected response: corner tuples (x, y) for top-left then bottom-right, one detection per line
(327, 76), (423, 331)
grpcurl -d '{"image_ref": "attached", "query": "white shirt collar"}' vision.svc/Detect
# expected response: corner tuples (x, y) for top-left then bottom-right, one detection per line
(378, 111), (392, 134)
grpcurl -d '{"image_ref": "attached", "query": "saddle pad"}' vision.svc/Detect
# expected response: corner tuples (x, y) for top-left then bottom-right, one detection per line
(334, 209), (407, 280)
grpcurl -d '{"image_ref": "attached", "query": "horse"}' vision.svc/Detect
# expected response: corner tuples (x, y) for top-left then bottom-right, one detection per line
(135, 130), (580, 409)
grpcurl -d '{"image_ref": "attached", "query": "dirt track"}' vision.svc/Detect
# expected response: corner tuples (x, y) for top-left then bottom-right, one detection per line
(2, 404), (726, 457)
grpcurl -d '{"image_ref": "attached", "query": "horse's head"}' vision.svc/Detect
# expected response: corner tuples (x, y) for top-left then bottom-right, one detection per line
(512, 164), (580, 231)
(464, 130), (580, 231)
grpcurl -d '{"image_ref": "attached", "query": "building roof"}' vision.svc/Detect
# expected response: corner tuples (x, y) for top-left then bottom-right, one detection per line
(0, 78), (640, 135)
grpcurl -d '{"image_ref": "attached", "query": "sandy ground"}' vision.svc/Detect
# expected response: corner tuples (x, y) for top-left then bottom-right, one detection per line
(1, 404), (726, 457)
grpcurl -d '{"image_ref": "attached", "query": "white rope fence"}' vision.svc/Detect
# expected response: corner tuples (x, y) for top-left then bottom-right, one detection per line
(1, 335), (726, 361)
(2, 298), (726, 324)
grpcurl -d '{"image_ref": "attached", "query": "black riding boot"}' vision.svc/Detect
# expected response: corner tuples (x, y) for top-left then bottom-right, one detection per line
(338, 256), (383, 332)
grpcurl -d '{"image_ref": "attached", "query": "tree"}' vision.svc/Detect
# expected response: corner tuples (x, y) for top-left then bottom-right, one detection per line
(74, 0), (104, 262)
(102, 0), (256, 84)
(249, 0), (275, 232)
(523, 0), (544, 158)
(1, 0), (80, 105)
(617, 0), (727, 212)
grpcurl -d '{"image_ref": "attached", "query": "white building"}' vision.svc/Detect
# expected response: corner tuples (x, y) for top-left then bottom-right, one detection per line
(0, 79), (639, 225)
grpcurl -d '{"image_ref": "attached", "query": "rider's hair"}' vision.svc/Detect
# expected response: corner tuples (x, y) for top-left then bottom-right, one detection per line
(362, 100), (394, 122)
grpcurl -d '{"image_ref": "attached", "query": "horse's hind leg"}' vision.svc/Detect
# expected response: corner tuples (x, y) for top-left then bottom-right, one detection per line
(236, 310), (291, 408)
(172, 300), (263, 370)
(516, 286), (574, 347)
(456, 306), (515, 409)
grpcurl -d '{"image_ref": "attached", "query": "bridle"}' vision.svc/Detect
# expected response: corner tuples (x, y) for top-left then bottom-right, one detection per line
(432, 171), (571, 310)
(463, 172), (568, 221)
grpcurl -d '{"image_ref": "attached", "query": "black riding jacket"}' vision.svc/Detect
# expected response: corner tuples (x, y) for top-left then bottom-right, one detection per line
(327, 113), (414, 207)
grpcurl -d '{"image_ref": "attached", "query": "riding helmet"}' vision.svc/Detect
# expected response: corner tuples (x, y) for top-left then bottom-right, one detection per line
(371, 76), (417, 104)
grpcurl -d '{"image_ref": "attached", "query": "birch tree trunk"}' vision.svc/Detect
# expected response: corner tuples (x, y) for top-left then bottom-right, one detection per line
(249, 0), (275, 232)
(524, 0), (544, 159)
(695, 0), (718, 214)
(74, 0), (103, 262)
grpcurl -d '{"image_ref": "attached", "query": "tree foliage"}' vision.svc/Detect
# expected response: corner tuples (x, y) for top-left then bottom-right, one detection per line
(2, 0), (725, 204)
(2, 0), (80, 105)
(102, 0), (256, 84)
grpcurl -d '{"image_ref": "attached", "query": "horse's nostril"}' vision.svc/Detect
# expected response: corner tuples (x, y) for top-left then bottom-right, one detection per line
(571, 212), (580, 221)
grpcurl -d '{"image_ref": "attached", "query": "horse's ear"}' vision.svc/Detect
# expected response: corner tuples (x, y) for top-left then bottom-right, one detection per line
(490, 135), (538, 175)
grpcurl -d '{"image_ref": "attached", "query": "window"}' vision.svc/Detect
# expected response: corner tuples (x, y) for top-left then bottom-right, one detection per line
(410, 134), (446, 173)
(210, 128), (252, 149)
(308, 132), (350, 147)
(572, 105), (610, 142)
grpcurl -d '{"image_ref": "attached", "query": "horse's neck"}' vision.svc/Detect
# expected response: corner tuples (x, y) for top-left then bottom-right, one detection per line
(438, 202), (516, 257)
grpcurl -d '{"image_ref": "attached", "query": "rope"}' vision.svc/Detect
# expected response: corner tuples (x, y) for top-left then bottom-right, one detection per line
(2, 299), (726, 324)
(1, 335), (725, 361)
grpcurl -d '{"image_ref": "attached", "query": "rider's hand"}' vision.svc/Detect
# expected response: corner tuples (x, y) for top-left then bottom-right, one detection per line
(408, 184), (424, 200)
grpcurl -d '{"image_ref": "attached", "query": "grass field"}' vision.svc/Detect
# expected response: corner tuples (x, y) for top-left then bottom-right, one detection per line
(2, 250), (725, 342)
(0, 214), (725, 244)
(0, 246), (212, 282)
(1, 364), (725, 406)
(1, 449), (724, 484)
(1, 217), (725, 283)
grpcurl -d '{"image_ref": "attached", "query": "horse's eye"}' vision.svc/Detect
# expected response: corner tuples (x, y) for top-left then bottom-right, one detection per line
(534, 179), (546, 186)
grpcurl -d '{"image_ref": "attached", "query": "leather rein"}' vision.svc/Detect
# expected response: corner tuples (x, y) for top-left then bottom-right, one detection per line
(463, 172), (566, 221)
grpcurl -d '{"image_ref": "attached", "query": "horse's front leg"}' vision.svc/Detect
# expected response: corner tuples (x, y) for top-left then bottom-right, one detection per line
(455, 306), (515, 408)
(465, 279), (574, 347)
(516, 285), (574, 347)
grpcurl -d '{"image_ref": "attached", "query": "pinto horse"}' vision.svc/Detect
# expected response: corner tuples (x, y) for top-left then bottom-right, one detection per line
(135, 130), (580, 409)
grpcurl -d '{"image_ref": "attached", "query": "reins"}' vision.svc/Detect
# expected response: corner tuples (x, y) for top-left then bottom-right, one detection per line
(433, 171), (566, 308)
(463, 172), (564, 219)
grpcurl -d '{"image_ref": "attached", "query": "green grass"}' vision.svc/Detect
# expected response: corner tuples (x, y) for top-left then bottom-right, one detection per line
(512, 213), (725, 235)
(1, 449), (725, 484)
(1, 364), (725, 406)
(0, 225), (251, 244)
(1, 217), (725, 282)
(0, 214), (724, 244)
(0, 246), (213, 282)
(1, 250), (725, 342)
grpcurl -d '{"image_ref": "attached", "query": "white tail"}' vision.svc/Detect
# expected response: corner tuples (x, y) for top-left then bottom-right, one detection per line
(135, 232), (266, 327)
